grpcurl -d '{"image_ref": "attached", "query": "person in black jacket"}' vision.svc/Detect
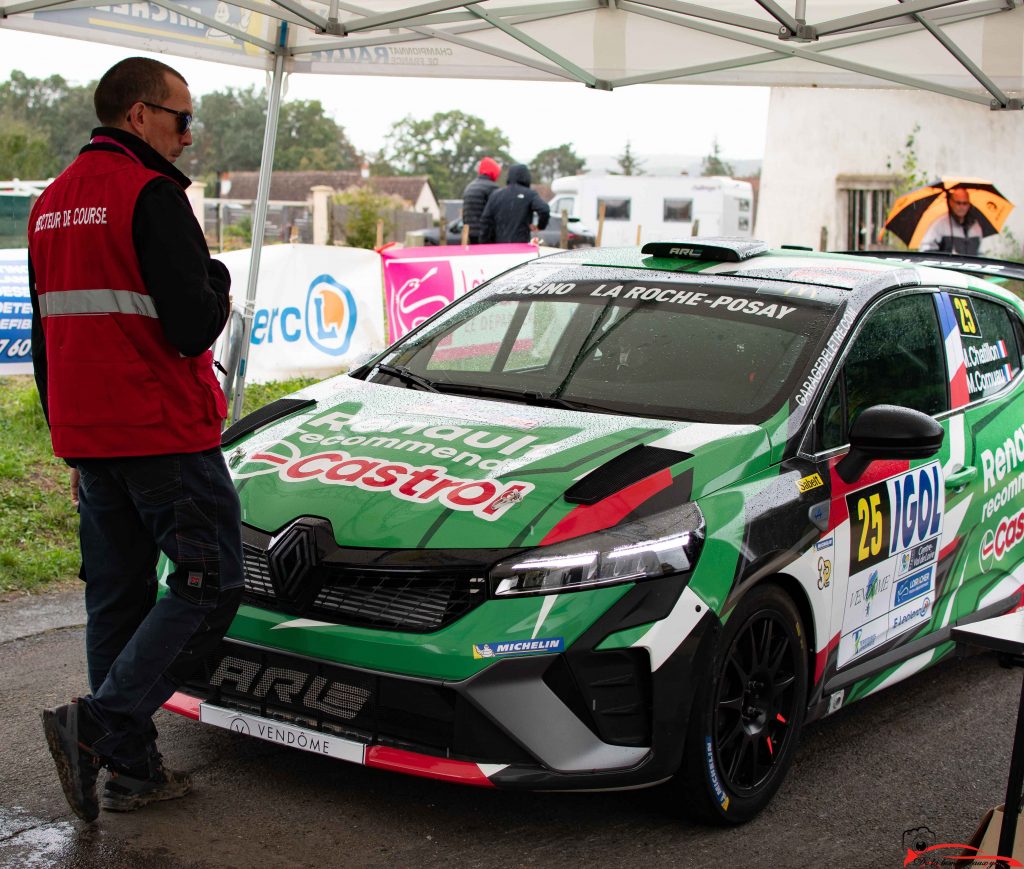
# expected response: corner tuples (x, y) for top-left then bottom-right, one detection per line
(461, 157), (501, 244)
(480, 163), (550, 244)
(32, 56), (242, 824)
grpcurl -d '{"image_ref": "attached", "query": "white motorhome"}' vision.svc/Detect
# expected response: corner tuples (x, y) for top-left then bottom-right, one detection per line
(548, 174), (754, 247)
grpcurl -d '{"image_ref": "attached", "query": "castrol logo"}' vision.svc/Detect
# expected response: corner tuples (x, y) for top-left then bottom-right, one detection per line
(979, 506), (1024, 573)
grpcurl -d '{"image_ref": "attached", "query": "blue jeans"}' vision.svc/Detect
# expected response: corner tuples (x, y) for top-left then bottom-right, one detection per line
(75, 447), (243, 769)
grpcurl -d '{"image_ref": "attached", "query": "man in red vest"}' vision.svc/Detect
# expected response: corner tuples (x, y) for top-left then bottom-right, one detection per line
(29, 57), (243, 823)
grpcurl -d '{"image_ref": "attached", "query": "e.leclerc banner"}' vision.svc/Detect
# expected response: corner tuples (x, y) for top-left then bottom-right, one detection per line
(215, 244), (387, 384)
(380, 244), (541, 342)
(0, 248), (33, 375)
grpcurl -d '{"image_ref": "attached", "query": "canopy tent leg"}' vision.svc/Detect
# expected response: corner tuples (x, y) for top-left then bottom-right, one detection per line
(230, 22), (289, 424)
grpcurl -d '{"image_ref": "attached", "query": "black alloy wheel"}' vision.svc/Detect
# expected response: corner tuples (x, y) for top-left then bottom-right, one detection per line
(714, 602), (801, 793)
(677, 583), (808, 825)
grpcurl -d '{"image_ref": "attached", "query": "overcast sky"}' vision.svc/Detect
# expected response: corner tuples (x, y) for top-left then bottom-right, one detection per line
(0, 28), (771, 163)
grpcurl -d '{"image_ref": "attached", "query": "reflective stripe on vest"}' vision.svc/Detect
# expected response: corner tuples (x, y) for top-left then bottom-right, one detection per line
(37, 289), (158, 319)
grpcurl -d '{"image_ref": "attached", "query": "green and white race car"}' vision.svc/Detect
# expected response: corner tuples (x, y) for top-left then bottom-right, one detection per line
(164, 239), (1024, 823)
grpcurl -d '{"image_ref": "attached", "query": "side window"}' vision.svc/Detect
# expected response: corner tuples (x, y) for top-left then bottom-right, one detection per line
(598, 198), (630, 221)
(817, 294), (948, 451)
(952, 293), (1023, 402)
(664, 198), (693, 222)
(551, 196), (575, 217)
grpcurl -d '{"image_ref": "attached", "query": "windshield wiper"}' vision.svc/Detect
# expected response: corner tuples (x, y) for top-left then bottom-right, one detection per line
(372, 363), (439, 393)
(436, 382), (616, 414)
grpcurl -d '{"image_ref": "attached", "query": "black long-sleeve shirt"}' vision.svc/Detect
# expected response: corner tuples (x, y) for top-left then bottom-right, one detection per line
(29, 126), (229, 425)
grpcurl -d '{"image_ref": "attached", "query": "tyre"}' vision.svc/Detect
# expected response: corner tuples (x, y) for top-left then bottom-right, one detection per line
(676, 583), (808, 825)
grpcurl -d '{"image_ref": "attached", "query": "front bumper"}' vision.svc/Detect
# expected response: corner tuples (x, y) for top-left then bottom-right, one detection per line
(166, 578), (719, 791)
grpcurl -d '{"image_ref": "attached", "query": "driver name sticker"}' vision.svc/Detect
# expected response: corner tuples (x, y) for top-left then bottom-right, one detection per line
(838, 462), (944, 667)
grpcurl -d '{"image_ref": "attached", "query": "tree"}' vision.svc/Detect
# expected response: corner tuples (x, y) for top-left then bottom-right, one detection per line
(0, 118), (52, 179)
(375, 111), (512, 200)
(616, 140), (644, 176)
(701, 137), (734, 177)
(275, 99), (361, 171)
(886, 123), (928, 197)
(192, 86), (360, 177)
(333, 186), (405, 249)
(192, 86), (266, 174)
(0, 71), (96, 177)
(530, 144), (586, 185)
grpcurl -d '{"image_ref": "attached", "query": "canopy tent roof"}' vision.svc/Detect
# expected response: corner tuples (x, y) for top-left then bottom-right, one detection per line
(6, 0), (1021, 417)
(1, 1), (1023, 109)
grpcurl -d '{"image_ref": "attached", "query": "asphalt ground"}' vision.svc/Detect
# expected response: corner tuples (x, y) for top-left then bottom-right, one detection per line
(1, 586), (1020, 869)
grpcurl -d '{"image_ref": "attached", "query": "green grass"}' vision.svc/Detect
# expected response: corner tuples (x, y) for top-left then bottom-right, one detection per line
(0, 374), (320, 595)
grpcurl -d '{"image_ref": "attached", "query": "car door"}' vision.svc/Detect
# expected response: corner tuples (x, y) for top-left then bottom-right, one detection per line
(810, 290), (975, 698)
(941, 289), (1024, 619)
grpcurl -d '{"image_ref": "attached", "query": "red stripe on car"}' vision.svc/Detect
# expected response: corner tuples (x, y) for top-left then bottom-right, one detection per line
(163, 691), (201, 720)
(540, 469), (674, 545)
(365, 746), (497, 787)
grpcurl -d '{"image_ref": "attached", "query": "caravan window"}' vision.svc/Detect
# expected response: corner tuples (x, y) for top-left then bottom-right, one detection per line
(663, 198), (694, 222)
(598, 198), (631, 221)
(550, 196), (576, 217)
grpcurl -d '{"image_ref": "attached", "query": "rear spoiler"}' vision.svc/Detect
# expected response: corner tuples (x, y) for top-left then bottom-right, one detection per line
(834, 250), (1024, 283)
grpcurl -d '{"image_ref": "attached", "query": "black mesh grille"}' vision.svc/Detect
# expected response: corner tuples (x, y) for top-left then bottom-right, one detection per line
(314, 571), (486, 632)
(241, 540), (487, 632)
(242, 546), (275, 597)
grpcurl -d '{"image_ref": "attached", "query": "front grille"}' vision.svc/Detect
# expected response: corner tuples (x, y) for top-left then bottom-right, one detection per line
(313, 572), (485, 632)
(242, 546), (275, 596)
(240, 531), (492, 632)
(184, 640), (534, 765)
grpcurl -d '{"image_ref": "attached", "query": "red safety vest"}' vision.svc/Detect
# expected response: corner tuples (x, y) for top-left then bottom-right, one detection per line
(28, 146), (226, 459)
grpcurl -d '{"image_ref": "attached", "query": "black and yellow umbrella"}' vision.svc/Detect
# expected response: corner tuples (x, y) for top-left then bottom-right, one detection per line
(881, 177), (1014, 248)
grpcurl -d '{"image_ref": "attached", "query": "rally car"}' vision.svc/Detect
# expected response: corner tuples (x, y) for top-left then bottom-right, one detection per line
(162, 239), (1024, 824)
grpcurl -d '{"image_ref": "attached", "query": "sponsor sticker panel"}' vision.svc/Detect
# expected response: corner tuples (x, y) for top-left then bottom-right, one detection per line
(199, 703), (366, 764)
(838, 462), (944, 667)
(0, 249), (32, 375)
(472, 637), (565, 659)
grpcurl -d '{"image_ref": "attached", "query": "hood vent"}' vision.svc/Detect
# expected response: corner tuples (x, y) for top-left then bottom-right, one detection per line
(222, 397), (317, 447)
(564, 445), (691, 505)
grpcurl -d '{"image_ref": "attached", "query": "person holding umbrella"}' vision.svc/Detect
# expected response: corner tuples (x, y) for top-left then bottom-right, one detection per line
(881, 177), (1014, 256)
(919, 188), (985, 254)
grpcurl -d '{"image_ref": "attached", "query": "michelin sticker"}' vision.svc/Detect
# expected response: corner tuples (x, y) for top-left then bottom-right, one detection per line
(838, 462), (944, 667)
(472, 638), (565, 659)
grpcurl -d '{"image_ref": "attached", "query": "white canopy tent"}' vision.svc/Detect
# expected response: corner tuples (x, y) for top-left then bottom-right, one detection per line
(2, 0), (1022, 415)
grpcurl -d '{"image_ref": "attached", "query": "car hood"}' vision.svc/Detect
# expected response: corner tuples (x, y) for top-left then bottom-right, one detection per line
(227, 376), (772, 549)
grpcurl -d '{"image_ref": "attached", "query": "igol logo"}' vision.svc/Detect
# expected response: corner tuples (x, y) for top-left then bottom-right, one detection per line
(306, 274), (357, 356)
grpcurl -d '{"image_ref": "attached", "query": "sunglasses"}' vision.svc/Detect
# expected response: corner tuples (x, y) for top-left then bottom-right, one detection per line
(950, 198), (971, 207)
(142, 101), (193, 135)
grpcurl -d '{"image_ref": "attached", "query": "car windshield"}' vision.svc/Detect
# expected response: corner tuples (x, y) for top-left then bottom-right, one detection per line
(369, 269), (841, 424)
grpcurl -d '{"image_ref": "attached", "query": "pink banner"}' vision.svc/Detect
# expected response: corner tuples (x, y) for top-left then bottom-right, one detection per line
(380, 244), (540, 342)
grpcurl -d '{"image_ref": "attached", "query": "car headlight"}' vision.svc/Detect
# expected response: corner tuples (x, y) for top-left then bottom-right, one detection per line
(489, 502), (704, 597)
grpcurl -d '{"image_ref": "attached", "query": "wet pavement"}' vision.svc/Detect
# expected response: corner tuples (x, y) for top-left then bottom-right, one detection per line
(1, 587), (1021, 868)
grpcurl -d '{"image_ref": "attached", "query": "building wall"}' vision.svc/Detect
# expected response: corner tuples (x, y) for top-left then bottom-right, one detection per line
(755, 87), (1024, 255)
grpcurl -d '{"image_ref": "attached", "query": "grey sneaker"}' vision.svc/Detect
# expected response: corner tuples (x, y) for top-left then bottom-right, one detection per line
(102, 762), (193, 812)
(41, 701), (103, 823)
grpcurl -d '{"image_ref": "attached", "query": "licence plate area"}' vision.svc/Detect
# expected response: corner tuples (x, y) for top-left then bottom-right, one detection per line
(199, 703), (366, 764)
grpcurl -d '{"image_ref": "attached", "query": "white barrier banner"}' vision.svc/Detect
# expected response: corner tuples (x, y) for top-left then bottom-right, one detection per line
(0, 248), (33, 376)
(216, 245), (386, 384)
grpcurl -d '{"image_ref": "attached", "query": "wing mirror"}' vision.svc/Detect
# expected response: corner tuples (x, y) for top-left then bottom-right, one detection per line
(835, 404), (944, 483)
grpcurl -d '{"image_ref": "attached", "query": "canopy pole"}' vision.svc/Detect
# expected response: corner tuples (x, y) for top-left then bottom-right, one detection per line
(230, 22), (288, 424)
